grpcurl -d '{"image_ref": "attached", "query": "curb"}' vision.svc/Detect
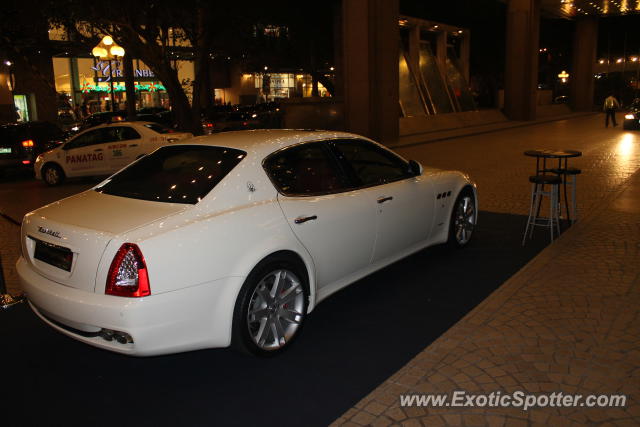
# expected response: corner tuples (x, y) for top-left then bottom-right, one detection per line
(0, 211), (20, 227)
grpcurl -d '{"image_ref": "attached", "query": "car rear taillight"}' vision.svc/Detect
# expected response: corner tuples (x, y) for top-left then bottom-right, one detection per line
(206, 122), (214, 128)
(22, 160), (31, 164)
(21, 139), (34, 148)
(106, 243), (151, 297)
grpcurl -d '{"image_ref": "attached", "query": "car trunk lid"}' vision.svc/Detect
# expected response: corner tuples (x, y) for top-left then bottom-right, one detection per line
(22, 190), (187, 292)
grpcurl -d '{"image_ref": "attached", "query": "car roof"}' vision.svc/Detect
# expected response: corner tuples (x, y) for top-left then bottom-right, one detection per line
(174, 129), (371, 158)
(84, 121), (154, 129)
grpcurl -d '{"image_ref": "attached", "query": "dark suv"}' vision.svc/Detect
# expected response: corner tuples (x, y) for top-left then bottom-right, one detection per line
(0, 122), (66, 175)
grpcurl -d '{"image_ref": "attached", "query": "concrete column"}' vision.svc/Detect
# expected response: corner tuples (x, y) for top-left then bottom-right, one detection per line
(408, 25), (420, 73)
(460, 32), (471, 83)
(69, 58), (82, 107)
(570, 17), (598, 111)
(436, 30), (447, 72)
(0, 64), (16, 122)
(342, 0), (399, 144)
(504, 0), (540, 121)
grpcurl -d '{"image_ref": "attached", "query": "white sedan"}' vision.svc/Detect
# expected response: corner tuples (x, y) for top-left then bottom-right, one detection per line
(34, 121), (192, 185)
(17, 130), (477, 356)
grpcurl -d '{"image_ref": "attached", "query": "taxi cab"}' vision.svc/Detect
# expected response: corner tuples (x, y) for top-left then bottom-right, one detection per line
(34, 121), (192, 185)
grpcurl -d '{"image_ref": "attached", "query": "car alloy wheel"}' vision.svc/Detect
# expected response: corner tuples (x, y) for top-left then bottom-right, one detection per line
(449, 190), (476, 247)
(43, 165), (63, 186)
(246, 268), (305, 351)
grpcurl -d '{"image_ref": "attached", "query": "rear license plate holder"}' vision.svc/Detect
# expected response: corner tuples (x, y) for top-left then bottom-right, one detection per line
(33, 238), (73, 272)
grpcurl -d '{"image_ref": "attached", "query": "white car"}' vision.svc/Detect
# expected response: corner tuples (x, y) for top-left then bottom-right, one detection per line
(34, 121), (192, 185)
(17, 130), (477, 356)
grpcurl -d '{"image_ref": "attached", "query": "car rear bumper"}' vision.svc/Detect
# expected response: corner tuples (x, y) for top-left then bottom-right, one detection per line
(17, 256), (244, 356)
(0, 157), (33, 171)
(623, 118), (640, 129)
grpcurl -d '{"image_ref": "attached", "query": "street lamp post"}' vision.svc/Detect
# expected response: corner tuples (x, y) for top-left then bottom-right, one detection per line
(92, 36), (125, 112)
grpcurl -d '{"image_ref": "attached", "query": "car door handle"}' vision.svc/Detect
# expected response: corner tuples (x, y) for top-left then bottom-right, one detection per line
(294, 215), (317, 224)
(94, 148), (103, 152)
(377, 196), (393, 204)
(129, 144), (138, 147)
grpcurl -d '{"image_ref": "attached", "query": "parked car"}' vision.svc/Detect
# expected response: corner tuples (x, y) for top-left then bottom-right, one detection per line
(0, 122), (66, 176)
(34, 121), (192, 185)
(79, 109), (176, 132)
(136, 110), (175, 128)
(202, 111), (261, 134)
(57, 109), (80, 132)
(18, 130), (477, 356)
(138, 107), (169, 115)
(623, 99), (640, 130)
(553, 95), (569, 104)
(78, 111), (127, 131)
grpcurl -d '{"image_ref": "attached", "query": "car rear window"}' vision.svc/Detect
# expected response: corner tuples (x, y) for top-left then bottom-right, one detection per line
(143, 123), (174, 134)
(96, 145), (246, 204)
(0, 126), (29, 145)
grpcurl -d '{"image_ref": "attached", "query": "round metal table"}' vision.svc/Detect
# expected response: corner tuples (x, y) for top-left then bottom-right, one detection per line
(524, 149), (582, 224)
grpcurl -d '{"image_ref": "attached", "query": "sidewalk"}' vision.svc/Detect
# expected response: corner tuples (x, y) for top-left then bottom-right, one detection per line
(333, 161), (640, 425)
(393, 111), (597, 148)
(0, 213), (20, 295)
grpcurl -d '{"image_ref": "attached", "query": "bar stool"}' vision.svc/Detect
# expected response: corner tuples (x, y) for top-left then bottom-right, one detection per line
(547, 167), (582, 224)
(522, 174), (562, 245)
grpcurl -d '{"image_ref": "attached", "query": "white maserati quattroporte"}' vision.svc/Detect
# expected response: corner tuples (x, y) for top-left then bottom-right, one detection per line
(17, 130), (477, 356)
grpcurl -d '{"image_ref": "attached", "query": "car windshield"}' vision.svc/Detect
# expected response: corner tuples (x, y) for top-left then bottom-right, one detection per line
(95, 145), (246, 204)
(143, 123), (174, 134)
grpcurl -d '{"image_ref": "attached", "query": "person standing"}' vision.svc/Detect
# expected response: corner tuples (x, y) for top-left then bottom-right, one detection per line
(603, 94), (620, 127)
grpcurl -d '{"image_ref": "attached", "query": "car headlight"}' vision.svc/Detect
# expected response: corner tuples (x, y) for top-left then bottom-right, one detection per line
(625, 114), (636, 120)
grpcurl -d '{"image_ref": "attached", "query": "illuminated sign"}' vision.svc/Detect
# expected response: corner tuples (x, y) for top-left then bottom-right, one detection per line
(81, 83), (166, 93)
(92, 61), (155, 82)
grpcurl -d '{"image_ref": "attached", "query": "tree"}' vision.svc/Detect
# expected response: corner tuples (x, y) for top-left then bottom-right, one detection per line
(48, 0), (256, 134)
(0, 0), (59, 122)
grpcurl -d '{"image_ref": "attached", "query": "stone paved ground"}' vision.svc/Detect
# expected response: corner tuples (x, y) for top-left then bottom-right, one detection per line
(0, 215), (20, 295)
(333, 118), (640, 425)
(394, 114), (640, 216)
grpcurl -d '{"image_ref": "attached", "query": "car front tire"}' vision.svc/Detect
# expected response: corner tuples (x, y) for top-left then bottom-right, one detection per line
(448, 187), (476, 248)
(42, 163), (65, 186)
(232, 254), (309, 357)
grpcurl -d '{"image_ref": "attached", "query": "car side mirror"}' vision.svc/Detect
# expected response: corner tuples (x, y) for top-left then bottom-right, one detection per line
(408, 159), (422, 176)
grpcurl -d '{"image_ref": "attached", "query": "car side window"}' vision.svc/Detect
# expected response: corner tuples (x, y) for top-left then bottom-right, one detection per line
(331, 139), (411, 187)
(99, 127), (140, 144)
(113, 126), (141, 141)
(264, 142), (349, 196)
(64, 129), (106, 149)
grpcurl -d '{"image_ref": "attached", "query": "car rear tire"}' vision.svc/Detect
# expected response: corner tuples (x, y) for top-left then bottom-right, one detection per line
(232, 254), (309, 357)
(448, 187), (476, 248)
(42, 164), (65, 186)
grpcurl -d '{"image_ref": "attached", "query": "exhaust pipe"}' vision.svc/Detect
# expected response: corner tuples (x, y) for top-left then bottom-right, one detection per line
(0, 254), (25, 311)
(99, 329), (115, 341)
(99, 328), (133, 344)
